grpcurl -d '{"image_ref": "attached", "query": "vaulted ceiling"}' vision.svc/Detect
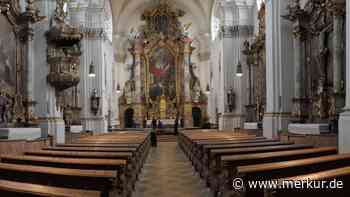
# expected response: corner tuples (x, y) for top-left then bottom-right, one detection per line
(110, 0), (214, 37)
(110, 0), (260, 36)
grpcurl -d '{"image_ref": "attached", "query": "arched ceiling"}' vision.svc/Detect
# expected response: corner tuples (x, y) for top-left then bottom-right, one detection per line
(108, 0), (259, 54)
(110, 0), (214, 37)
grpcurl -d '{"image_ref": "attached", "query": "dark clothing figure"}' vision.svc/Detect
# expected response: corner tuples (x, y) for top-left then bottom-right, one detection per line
(152, 118), (157, 129)
(150, 130), (157, 147)
(180, 118), (184, 128)
(142, 119), (147, 128)
(157, 120), (163, 129)
(201, 122), (211, 129)
(174, 118), (179, 135)
(150, 119), (157, 147)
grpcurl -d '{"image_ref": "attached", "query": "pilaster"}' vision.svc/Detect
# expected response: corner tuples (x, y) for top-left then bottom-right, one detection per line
(79, 27), (109, 133)
(33, 0), (65, 143)
(219, 23), (254, 130)
(339, 0), (350, 153)
(263, 0), (294, 138)
(332, 1), (345, 93)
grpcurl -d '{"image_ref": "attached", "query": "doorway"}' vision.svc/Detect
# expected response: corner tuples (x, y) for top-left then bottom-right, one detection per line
(124, 108), (134, 128)
(192, 107), (202, 127)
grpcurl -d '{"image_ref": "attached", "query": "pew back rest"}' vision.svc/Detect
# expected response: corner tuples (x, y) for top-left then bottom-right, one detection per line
(0, 179), (101, 197)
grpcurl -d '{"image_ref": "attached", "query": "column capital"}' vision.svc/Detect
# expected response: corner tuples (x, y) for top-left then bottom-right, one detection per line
(220, 25), (254, 38)
(329, 0), (346, 17)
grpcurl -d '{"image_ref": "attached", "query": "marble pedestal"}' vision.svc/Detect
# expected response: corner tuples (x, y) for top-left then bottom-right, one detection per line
(339, 111), (350, 153)
(82, 117), (108, 133)
(0, 128), (42, 140)
(39, 118), (65, 144)
(70, 125), (83, 134)
(263, 115), (279, 139)
(288, 123), (330, 135)
(244, 122), (259, 130)
(219, 113), (243, 131)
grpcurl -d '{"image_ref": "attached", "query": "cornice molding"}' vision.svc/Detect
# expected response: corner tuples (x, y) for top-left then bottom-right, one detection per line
(221, 25), (254, 38)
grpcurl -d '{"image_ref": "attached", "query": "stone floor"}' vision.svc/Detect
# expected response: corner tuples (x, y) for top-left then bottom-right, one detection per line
(132, 142), (212, 197)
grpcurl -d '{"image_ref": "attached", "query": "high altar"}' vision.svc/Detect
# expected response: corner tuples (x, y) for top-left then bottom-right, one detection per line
(119, 2), (208, 128)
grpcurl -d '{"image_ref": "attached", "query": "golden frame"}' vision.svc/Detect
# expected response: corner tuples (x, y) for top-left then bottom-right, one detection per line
(141, 39), (185, 119)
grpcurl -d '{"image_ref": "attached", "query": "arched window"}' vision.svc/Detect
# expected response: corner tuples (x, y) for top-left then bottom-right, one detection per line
(211, 16), (220, 41)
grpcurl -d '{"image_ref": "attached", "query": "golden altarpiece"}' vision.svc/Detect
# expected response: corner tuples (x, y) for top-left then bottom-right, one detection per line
(0, 0), (45, 127)
(119, 3), (207, 128)
(283, 0), (346, 126)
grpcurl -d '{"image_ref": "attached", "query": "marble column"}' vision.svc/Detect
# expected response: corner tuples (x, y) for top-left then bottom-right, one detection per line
(184, 43), (192, 103)
(339, 0), (350, 153)
(25, 23), (35, 120)
(293, 24), (305, 97)
(333, 2), (345, 93)
(133, 41), (143, 124)
(263, 0), (281, 138)
(290, 20), (308, 124)
(235, 25), (252, 128)
(279, 1), (295, 130)
(183, 42), (193, 127)
(80, 29), (109, 133)
(20, 1), (47, 123)
(263, 0), (294, 138)
(134, 40), (143, 103)
(219, 25), (235, 130)
(34, 0), (65, 144)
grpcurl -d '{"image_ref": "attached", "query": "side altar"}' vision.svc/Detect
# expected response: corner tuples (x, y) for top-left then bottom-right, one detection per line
(119, 2), (208, 128)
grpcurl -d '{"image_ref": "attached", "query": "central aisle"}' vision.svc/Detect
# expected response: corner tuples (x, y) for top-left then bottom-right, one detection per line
(132, 142), (211, 197)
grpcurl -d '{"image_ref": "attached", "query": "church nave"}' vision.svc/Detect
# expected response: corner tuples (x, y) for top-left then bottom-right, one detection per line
(1, 0), (350, 196)
(132, 142), (211, 197)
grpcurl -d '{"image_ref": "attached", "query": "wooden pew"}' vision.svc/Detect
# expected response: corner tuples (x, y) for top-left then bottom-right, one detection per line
(188, 137), (265, 162)
(57, 143), (140, 148)
(58, 136), (151, 167)
(26, 150), (133, 159)
(205, 144), (313, 187)
(1, 155), (126, 171)
(75, 132), (151, 177)
(1, 155), (131, 197)
(0, 131), (151, 197)
(24, 150), (140, 187)
(178, 130), (260, 157)
(76, 132), (151, 158)
(43, 146), (146, 174)
(0, 179), (101, 197)
(265, 166), (350, 197)
(214, 147), (337, 196)
(43, 146), (137, 152)
(0, 163), (118, 197)
(25, 150), (137, 172)
(191, 138), (276, 168)
(232, 153), (350, 197)
(196, 138), (277, 146)
(196, 141), (294, 177)
(53, 144), (141, 164)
